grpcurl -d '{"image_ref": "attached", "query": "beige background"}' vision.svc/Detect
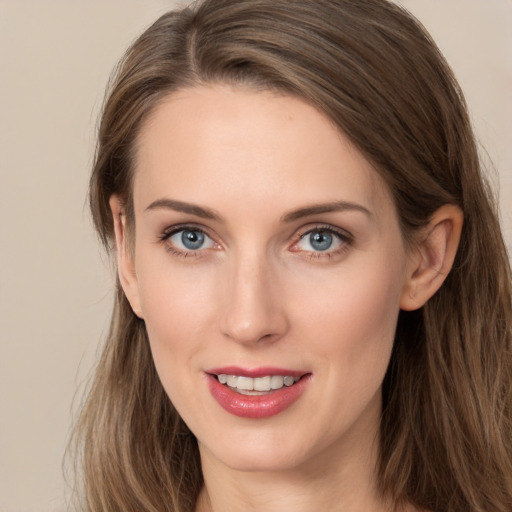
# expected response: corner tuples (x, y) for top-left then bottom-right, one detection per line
(0, 1), (510, 511)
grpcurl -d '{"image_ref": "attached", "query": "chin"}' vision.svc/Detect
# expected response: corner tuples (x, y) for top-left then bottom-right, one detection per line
(198, 424), (330, 475)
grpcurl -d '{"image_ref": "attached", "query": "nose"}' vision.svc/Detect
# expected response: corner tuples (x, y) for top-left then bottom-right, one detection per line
(219, 251), (289, 346)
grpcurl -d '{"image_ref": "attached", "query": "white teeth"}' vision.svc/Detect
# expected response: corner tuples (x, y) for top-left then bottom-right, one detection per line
(254, 376), (271, 391)
(216, 374), (300, 392)
(226, 375), (238, 387)
(237, 376), (253, 390)
(283, 376), (295, 387)
(271, 375), (284, 389)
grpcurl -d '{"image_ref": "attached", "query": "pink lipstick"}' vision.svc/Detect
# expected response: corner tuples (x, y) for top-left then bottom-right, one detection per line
(205, 367), (311, 419)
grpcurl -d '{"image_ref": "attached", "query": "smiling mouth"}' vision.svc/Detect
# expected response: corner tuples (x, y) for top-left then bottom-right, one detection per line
(207, 370), (312, 418)
(214, 374), (303, 395)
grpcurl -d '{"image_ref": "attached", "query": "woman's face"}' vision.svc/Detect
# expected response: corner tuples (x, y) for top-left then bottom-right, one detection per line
(119, 85), (416, 473)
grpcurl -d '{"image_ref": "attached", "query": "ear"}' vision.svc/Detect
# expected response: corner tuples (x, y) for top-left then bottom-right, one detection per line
(109, 195), (144, 318)
(400, 204), (463, 311)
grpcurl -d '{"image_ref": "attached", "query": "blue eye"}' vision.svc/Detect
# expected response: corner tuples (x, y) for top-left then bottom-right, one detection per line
(309, 231), (334, 251)
(295, 228), (345, 253)
(167, 228), (216, 252)
(181, 230), (205, 250)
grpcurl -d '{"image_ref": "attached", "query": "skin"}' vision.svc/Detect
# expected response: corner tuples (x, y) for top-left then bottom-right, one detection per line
(111, 85), (462, 512)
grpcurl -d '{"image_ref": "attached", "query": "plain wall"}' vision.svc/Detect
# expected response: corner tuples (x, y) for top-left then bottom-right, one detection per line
(0, 1), (510, 511)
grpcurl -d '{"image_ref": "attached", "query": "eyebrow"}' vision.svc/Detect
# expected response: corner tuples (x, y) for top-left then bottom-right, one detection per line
(144, 198), (371, 223)
(144, 198), (222, 221)
(281, 201), (372, 222)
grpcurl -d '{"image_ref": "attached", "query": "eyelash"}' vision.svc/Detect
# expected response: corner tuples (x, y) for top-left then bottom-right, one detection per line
(158, 224), (215, 259)
(293, 224), (353, 260)
(158, 223), (354, 260)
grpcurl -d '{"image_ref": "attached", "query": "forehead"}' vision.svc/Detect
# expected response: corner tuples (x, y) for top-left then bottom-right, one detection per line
(133, 85), (394, 221)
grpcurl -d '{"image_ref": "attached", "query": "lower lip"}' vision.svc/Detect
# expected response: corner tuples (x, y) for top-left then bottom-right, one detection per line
(206, 374), (311, 419)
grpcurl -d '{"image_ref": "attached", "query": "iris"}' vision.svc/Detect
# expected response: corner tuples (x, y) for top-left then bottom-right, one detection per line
(309, 231), (333, 251)
(181, 230), (205, 250)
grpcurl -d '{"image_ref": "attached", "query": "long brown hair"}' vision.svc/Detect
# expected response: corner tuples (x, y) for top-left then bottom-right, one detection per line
(74, 1), (512, 511)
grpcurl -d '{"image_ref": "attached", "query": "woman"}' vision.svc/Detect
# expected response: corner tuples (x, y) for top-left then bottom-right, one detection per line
(74, 0), (512, 511)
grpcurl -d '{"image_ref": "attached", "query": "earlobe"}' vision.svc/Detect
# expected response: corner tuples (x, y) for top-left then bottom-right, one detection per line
(400, 204), (463, 311)
(109, 195), (144, 318)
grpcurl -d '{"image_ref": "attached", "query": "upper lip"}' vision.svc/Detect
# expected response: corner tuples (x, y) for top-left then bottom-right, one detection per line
(205, 366), (308, 378)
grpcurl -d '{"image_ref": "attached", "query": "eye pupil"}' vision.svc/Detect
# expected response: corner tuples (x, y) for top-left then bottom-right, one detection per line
(181, 230), (205, 250)
(310, 231), (333, 251)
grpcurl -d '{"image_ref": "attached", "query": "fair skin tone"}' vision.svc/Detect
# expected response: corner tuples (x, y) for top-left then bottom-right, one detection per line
(110, 86), (462, 512)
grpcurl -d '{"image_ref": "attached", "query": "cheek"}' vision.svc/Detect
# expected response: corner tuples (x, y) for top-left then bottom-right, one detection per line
(294, 254), (405, 367)
(289, 257), (405, 440)
(135, 253), (219, 359)
(135, 259), (221, 420)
